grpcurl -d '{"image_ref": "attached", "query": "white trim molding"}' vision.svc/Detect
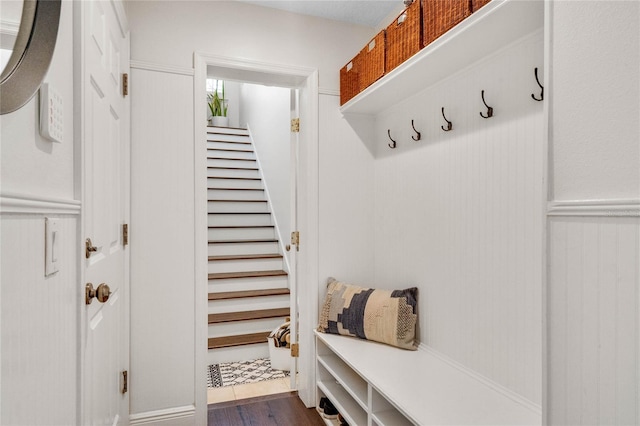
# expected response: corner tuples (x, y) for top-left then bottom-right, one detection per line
(130, 60), (194, 76)
(129, 405), (195, 425)
(0, 192), (81, 215)
(547, 199), (640, 217)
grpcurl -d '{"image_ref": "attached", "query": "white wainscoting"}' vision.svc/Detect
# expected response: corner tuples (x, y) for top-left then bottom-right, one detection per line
(547, 212), (639, 425)
(372, 31), (544, 405)
(0, 214), (78, 425)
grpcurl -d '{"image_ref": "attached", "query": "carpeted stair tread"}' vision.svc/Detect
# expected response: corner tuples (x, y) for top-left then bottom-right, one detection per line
(208, 270), (287, 280)
(208, 288), (290, 301)
(208, 307), (290, 324)
(208, 332), (270, 349)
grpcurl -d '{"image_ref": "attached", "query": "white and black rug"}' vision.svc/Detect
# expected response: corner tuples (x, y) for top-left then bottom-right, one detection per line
(207, 358), (288, 388)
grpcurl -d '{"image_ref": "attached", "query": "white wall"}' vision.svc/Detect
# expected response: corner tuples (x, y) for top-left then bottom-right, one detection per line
(546, 1), (640, 424)
(369, 32), (544, 405)
(125, 0), (375, 93)
(0, 2), (78, 425)
(126, 1), (376, 416)
(130, 67), (196, 419)
(240, 83), (291, 247)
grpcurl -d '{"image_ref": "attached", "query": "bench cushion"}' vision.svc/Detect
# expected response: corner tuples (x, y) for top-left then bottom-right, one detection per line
(317, 277), (418, 350)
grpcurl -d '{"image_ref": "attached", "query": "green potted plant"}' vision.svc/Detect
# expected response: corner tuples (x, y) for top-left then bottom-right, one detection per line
(207, 80), (228, 127)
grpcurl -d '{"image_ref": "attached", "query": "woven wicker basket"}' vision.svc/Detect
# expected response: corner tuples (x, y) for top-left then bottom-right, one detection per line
(385, 0), (422, 73)
(359, 31), (385, 91)
(340, 57), (360, 106)
(471, 0), (491, 12)
(422, 0), (471, 47)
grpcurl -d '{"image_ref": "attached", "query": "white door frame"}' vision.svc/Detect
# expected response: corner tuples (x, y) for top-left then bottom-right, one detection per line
(193, 53), (319, 420)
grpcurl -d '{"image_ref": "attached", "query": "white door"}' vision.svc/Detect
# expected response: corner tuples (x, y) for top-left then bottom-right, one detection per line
(79, 1), (130, 424)
(288, 89), (300, 388)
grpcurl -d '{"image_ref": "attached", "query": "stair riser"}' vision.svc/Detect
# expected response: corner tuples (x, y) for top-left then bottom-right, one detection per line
(207, 344), (269, 365)
(208, 295), (290, 314)
(208, 213), (271, 227)
(208, 227), (275, 241)
(207, 134), (251, 144)
(208, 189), (266, 201)
(208, 178), (262, 190)
(209, 318), (286, 338)
(208, 241), (280, 256)
(207, 149), (255, 160)
(208, 275), (289, 293)
(208, 201), (269, 213)
(208, 257), (284, 274)
(207, 158), (258, 169)
(207, 168), (260, 179)
(207, 126), (249, 136)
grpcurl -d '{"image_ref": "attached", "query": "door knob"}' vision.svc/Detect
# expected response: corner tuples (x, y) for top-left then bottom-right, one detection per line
(86, 282), (111, 305)
(286, 244), (291, 252)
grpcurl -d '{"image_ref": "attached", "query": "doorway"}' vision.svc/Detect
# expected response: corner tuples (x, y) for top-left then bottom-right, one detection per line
(194, 53), (319, 414)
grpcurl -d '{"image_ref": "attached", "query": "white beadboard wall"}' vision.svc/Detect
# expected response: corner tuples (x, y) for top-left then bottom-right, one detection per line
(0, 215), (78, 425)
(547, 216), (639, 425)
(318, 93), (376, 287)
(130, 67), (196, 418)
(371, 32), (544, 404)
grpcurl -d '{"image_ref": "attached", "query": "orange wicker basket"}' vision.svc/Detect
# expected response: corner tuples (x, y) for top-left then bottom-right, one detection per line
(385, 0), (423, 73)
(358, 31), (386, 91)
(422, 0), (471, 47)
(471, 0), (491, 12)
(340, 56), (360, 106)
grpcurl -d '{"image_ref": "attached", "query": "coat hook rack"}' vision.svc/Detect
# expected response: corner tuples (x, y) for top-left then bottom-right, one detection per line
(480, 90), (494, 119)
(441, 107), (453, 131)
(387, 129), (397, 149)
(531, 67), (544, 101)
(411, 120), (421, 141)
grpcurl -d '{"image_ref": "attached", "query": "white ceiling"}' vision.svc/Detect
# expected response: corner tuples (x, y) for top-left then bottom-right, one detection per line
(236, 0), (402, 28)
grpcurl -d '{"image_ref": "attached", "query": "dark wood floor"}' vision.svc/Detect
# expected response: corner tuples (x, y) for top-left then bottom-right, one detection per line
(208, 392), (325, 426)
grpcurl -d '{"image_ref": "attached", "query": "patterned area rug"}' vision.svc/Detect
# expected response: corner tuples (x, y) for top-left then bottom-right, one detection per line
(207, 358), (288, 388)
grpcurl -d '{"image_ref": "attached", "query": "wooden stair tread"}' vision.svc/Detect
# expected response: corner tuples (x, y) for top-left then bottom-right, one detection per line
(208, 212), (270, 215)
(208, 332), (270, 349)
(208, 176), (261, 181)
(208, 270), (287, 280)
(208, 199), (267, 202)
(208, 156), (256, 161)
(208, 307), (290, 324)
(207, 166), (259, 170)
(208, 187), (264, 191)
(208, 225), (274, 229)
(208, 147), (254, 153)
(208, 288), (290, 301)
(209, 254), (283, 261)
(209, 240), (278, 245)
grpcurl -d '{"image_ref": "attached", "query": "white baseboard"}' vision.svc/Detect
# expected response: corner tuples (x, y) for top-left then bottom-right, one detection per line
(129, 405), (195, 425)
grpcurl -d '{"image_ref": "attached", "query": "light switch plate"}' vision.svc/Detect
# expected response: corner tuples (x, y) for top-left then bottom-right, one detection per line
(45, 217), (60, 276)
(40, 83), (64, 143)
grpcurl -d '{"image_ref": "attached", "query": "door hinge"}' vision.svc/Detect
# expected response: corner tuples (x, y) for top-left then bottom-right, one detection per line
(291, 343), (299, 358)
(291, 231), (300, 251)
(123, 224), (129, 246)
(290, 118), (300, 133)
(122, 73), (129, 97)
(122, 370), (128, 394)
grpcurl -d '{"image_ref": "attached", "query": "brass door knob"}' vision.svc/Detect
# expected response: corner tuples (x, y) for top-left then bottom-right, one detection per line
(86, 283), (111, 305)
(286, 244), (291, 252)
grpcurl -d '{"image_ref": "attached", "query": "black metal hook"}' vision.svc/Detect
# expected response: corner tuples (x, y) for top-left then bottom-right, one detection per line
(531, 67), (544, 101)
(441, 107), (453, 131)
(480, 90), (493, 119)
(387, 129), (397, 149)
(411, 120), (421, 141)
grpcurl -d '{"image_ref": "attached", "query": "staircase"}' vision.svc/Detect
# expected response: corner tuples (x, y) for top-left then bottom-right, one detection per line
(207, 126), (290, 365)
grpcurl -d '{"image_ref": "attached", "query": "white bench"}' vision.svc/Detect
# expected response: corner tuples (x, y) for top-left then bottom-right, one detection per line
(315, 331), (541, 426)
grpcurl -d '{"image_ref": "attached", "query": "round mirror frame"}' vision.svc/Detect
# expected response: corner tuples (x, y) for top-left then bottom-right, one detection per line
(0, 0), (61, 115)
